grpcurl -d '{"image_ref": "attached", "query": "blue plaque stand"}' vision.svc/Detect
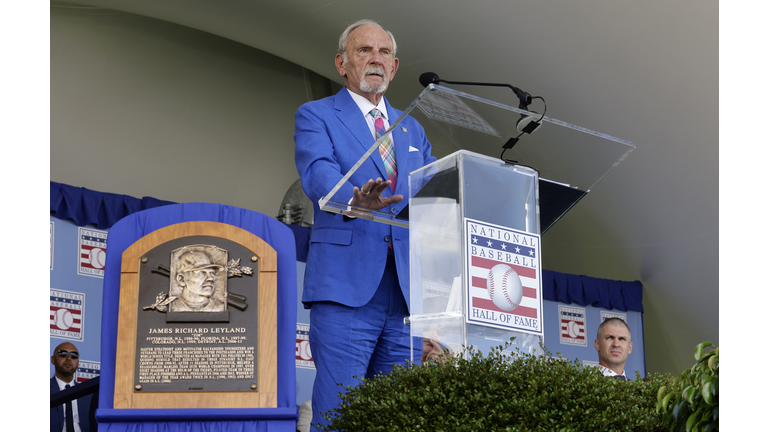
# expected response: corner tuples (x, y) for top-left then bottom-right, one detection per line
(95, 203), (297, 432)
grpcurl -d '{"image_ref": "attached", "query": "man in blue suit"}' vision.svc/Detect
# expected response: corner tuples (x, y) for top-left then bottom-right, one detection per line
(294, 19), (436, 431)
(51, 342), (92, 432)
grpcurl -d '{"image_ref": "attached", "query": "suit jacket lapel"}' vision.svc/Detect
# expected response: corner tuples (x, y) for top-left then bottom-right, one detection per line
(51, 377), (65, 424)
(334, 88), (389, 181)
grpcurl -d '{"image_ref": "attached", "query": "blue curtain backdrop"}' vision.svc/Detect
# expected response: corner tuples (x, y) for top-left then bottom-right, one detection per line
(50, 181), (643, 313)
(51, 181), (177, 229)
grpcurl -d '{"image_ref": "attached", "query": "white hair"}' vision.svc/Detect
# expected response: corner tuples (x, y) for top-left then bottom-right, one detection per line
(337, 19), (397, 60)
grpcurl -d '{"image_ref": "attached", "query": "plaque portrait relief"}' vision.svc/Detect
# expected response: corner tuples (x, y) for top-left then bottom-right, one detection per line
(169, 246), (227, 313)
(142, 243), (253, 317)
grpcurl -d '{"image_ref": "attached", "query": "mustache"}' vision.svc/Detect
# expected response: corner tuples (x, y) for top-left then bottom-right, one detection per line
(364, 66), (386, 77)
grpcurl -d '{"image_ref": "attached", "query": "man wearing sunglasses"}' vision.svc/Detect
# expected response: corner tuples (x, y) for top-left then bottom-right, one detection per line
(50, 342), (92, 432)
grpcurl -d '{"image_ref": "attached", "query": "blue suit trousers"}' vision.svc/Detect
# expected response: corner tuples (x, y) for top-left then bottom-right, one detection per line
(308, 255), (415, 431)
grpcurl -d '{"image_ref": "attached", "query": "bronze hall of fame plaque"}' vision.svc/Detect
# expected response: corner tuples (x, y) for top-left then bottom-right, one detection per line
(134, 236), (259, 393)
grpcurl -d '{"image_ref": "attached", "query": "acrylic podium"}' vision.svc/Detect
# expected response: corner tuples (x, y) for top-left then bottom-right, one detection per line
(318, 84), (635, 360)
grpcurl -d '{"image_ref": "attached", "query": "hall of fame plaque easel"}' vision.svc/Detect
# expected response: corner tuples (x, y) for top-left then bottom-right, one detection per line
(113, 221), (277, 409)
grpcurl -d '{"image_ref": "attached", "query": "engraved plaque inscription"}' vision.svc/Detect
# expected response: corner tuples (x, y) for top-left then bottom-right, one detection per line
(134, 236), (259, 392)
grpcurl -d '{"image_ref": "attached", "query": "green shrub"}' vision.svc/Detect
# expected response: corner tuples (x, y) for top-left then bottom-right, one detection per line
(656, 342), (719, 432)
(320, 341), (672, 431)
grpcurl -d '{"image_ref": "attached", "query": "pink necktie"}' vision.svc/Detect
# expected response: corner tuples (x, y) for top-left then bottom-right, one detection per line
(371, 108), (397, 191)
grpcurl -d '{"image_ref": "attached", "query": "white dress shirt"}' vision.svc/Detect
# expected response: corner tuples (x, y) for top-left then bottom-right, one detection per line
(55, 375), (82, 432)
(345, 89), (396, 210)
(346, 88), (392, 142)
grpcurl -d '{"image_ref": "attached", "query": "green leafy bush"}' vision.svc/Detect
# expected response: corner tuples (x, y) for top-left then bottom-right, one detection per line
(320, 341), (672, 431)
(656, 342), (719, 432)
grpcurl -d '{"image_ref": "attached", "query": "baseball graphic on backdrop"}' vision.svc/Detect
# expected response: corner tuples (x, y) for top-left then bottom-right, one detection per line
(89, 247), (106, 269)
(567, 320), (581, 338)
(53, 309), (74, 330)
(298, 340), (312, 360)
(487, 264), (523, 311)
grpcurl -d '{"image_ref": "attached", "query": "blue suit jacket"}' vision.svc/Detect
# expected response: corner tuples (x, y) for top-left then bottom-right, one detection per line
(294, 87), (436, 310)
(50, 377), (92, 432)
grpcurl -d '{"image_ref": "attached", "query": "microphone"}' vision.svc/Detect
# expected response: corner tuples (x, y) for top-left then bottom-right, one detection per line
(419, 72), (441, 88)
(418, 72), (533, 107)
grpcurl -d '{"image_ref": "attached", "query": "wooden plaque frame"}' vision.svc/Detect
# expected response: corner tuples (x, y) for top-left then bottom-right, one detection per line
(113, 221), (277, 409)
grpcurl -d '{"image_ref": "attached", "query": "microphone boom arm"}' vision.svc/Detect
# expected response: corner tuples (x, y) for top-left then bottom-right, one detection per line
(438, 79), (533, 108)
(418, 72), (533, 108)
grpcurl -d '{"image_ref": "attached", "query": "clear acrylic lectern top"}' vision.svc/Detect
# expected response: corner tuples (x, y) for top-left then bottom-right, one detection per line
(318, 84), (635, 228)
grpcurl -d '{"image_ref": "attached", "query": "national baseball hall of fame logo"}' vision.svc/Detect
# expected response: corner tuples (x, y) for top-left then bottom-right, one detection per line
(76, 360), (101, 384)
(50, 289), (85, 341)
(465, 218), (543, 335)
(295, 323), (314, 369)
(600, 310), (627, 324)
(78, 227), (107, 278)
(559, 305), (587, 347)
